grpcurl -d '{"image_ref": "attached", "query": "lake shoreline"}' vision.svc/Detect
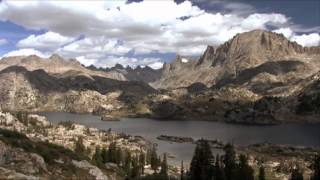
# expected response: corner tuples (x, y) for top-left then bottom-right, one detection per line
(5, 109), (320, 126)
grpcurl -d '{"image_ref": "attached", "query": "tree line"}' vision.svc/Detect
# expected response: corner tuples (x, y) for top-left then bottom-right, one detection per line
(186, 139), (320, 180)
(74, 136), (320, 180)
(75, 137), (171, 179)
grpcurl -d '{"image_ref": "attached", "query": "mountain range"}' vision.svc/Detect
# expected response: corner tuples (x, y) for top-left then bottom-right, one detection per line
(0, 29), (319, 124)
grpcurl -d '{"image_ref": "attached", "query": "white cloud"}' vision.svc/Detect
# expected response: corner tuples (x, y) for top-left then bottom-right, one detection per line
(241, 13), (287, 30)
(17, 31), (73, 50)
(273, 27), (294, 38)
(0, 0), (290, 56)
(273, 28), (320, 47)
(0, 38), (8, 46)
(76, 56), (98, 67)
(148, 62), (164, 69)
(0, 0), (318, 68)
(57, 37), (131, 57)
(291, 33), (320, 47)
(2, 48), (49, 58)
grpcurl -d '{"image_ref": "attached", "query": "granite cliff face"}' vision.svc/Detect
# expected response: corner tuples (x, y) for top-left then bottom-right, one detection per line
(152, 30), (320, 96)
(144, 30), (320, 123)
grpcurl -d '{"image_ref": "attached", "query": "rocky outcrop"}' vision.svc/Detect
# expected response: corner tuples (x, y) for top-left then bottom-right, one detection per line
(153, 30), (320, 94)
(72, 160), (109, 180)
(90, 63), (163, 83)
(0, 110), (151, 179)
(0, 54), (126, 81)
(0, 65), (156, 114)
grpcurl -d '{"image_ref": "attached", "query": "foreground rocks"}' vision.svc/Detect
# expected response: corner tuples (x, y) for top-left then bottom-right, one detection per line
(0, 111), (152, 179)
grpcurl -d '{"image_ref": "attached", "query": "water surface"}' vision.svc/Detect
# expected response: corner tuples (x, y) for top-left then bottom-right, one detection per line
(42, 112), (320, 165)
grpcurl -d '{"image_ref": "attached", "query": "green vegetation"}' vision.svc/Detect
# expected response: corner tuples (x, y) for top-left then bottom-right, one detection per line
(180, 160), (185, 180)
(150, 144), (161, 173)
(311, 153), (320, 180)
(188, 141), (254, 180)
(92, 146), (104, 168)
(289, 166), (304, 180)
(189, 140), (214, 180)
(159, 153), (168, 178)
(74, 136), (86, 156)
(0, 128), (88, 163)
(91, 142), (165, 179)
(13, 111), (29, 125)
(296, 93), (320, 114)
(258, 165), (266, 180)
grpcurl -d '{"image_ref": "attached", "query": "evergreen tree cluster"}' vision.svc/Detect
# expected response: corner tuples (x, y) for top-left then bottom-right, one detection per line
(187, 140), (262, 180)
(91, 142), (169, 179)
(310, 153), (320, 180)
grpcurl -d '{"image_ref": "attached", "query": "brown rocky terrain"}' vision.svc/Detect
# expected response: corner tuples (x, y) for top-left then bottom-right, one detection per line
(152, 30), (320, 97)
(0, 54), (126, 81)
(0, 29), (319, 124)
(88, 63), (163, 83)
(0, 62), (156, 115)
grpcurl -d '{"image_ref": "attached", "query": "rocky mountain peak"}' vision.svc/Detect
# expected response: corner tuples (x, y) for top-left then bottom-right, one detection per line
(114, 63), (125, 69)
(49, 54), (65, 62)
(197, 45), (215, 66)
(212, 29), (320, 73)
(125, 65), (133, 71)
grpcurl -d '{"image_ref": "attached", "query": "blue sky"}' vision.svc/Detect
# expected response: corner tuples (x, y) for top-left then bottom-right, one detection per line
(0, 0), (319, 69)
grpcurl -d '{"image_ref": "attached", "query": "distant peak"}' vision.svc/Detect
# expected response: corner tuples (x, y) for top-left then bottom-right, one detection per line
(26, 54), (41, 59)
(114, 63), (124, 69)
(49, 54), (65, 61)
(125, 65), (133, 71)
(198, 45), (215, 65)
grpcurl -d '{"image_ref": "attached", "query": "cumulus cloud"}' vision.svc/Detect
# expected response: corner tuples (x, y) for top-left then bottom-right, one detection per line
(17, 31), (74, 51)
(2, 48), (49, 58)
(0, 0), (318, 68)
(273, 28), (320, 47)
(273, 27), (294, 38)
(57, 37), (131, 57)
(291, 33), (320, 47)
(0, 1), (290, 54)
(0, 38), (8, 46)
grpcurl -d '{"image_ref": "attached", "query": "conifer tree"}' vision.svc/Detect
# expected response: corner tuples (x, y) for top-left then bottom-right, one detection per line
(238, 154), (254, 180)
(131, 156), (141, 178)
(92, 146), (104, 168)
(311, 153), (320, 180)
(101, 147), (108, 163)
(160, 153), (168, 177)
(180, 160), (184, 180)
(151, 144), (159, 173)
(189, 139), (214, 180)
(75, 136), (86, 156)
(124, 151), (132, 176)
(139, 152), (146, 175)
(258, 165), (266, 180)
(214, 154), (226, 180)
(108, 142), (117, 163)
(290, 166), (304, 180)
(223, 143), (237, 180)
(146, 148), (151, 165)
(115, 148), (122, 165)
